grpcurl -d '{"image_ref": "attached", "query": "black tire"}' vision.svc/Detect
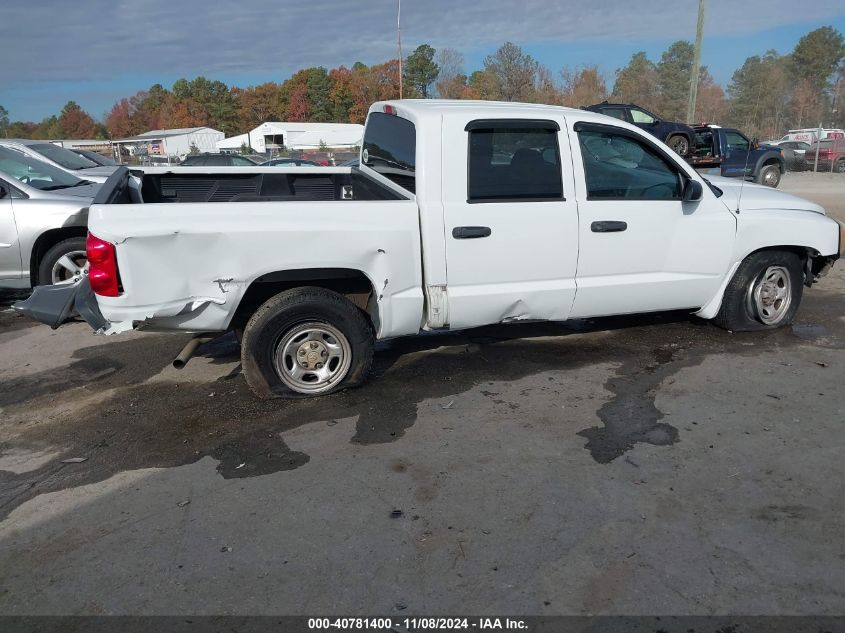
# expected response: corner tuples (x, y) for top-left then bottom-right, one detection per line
(240, 287), (374, 399)
(835, 159), (845, 174)
(713, 250), (804, 332)
(666, 135), (690, 157)
(755, 163), (781, 188)
(37, 236), (87, 286)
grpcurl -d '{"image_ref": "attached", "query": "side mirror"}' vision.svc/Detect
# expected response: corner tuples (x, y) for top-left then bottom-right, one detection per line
(0, 183), (8, 199)
(683, 179), (703, 202)
(752, 137), (760, 149)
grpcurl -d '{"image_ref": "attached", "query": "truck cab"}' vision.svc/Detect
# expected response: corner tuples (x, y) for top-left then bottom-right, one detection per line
(691, 125), (785, 187)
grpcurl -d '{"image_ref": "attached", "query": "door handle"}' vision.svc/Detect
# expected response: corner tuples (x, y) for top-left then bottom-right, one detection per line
(591, 221), (627, 233)
(452, 226), (491, 239)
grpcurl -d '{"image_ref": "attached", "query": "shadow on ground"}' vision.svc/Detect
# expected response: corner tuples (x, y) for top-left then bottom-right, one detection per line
(1, 290), (843, 521)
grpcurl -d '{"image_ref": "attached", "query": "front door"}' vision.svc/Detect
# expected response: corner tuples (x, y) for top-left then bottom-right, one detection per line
(568, 121), (736, 318)
(721, 130), (753, 178)
(442, 116), (580, 330)
(0, 184), (22, 281)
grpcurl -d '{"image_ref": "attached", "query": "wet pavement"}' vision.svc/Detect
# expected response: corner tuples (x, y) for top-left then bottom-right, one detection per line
(0, 175), (843, 615)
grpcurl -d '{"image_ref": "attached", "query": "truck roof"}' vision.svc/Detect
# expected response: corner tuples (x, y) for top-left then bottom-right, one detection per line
(370, 99), (606, 125)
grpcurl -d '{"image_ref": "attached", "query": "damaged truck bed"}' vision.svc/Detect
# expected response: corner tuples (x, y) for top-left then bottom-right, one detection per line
(16, 99), (842, 398)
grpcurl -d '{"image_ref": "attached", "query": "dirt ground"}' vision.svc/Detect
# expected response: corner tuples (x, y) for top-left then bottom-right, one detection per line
(0, 172), (843, 616)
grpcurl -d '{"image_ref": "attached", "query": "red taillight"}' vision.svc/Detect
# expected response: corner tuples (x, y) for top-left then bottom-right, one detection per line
(383, 104), (397, 115)
(86, 233), (120, 296)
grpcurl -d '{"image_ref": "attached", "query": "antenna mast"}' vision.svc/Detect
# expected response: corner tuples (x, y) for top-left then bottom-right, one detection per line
(397, 0), (403, 99)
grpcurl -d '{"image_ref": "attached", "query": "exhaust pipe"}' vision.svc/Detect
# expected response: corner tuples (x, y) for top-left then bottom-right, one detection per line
(172, 335), (216, 369)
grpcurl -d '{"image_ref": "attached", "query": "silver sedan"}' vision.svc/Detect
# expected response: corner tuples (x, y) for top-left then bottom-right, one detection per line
(0, 146), (100, 289)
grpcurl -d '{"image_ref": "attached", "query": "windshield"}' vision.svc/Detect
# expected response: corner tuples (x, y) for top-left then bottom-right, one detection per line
(0, 146), (86, 190)
(30, 143), (99, 170)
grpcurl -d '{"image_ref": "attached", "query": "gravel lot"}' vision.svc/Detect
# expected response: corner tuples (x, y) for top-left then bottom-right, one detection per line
(0, 172), (843, 615)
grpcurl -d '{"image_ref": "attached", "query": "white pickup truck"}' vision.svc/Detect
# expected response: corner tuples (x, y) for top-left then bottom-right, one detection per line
(16, 100), (843, 398)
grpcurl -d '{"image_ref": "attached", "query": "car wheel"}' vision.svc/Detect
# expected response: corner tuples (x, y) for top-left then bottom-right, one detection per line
(713, 250), (803, 332)
(755, 163), (781, 188)
(240, 287), (374, 399)
(38, 237), (88, 286)
(835, 159), (845, 173)
(666, 135), (690, 156)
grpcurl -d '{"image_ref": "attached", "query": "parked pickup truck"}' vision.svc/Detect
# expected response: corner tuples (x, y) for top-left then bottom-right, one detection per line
(690, 124), (785, 187)
(16, 100), (843, 398)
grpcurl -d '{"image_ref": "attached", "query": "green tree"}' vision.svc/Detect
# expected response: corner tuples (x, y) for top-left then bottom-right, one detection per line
(306, 67), (333, 122)
(0, 104), (8, 137)
(656, 41), (696, 120)
(727, 51), (789, 137)
(482, 42), (538, 101)
(611, 52), (659, 112)
(239, 142), (252, 154)
(188, 142), (199, 155)
(790, 26), (845, 93)
(404, 44), (439, 98)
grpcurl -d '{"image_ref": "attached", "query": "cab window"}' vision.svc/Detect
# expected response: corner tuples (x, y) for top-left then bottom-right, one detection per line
(578, 128), (681, 200)
(725, 132), (750, 152)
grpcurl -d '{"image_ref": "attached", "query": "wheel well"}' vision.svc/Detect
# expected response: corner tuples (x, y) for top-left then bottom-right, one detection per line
(746, 245), (828, 286)
(29, 227), (88, 284)
(230, 268), (379, 332)
(762, 157), (785, 173)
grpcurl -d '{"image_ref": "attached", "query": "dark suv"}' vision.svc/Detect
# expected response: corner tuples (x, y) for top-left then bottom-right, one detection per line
(583, 102), (695, 157)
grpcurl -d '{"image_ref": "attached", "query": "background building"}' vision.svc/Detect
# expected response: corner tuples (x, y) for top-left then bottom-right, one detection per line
(217, 122), (363, 154)
(113, 127), (223, 160)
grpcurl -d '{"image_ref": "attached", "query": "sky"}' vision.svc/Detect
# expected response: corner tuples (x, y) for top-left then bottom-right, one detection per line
(2, 0), (845, 122)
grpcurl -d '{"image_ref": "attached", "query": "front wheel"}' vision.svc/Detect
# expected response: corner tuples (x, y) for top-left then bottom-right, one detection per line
(240, 287), (374, 398)
(713, 251), (803, 332)
(666, 135), (690, 157)
(756, 163), (781, 188)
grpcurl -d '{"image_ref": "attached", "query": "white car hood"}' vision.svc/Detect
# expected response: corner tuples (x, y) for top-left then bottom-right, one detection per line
(707, 176), (825, 215)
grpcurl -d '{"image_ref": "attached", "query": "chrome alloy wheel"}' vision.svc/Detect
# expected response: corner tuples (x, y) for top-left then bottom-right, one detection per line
(51, 251), (88, 285)
(273, 322), (352, 394)
(749, 265), (792, 325)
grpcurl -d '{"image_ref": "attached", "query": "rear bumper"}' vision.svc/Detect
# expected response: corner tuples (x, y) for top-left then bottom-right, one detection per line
(13, 279), (107, 332)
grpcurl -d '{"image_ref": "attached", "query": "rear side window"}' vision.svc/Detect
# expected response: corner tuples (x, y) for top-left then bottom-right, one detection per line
(31, 143), (98, 170)
(362, 112), (416, 193)
(600, 108), (627, 121)
(467, 120), (563, 202)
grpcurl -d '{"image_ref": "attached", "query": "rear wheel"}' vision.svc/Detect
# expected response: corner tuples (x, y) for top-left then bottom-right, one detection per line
(835, 159), (845, 173)
(38, 237), (88, 286)
(666, 135), (690, 157)
(714, 250), (803, 332)
(240, 287), (374, 398)
(756, 163), (781, 188)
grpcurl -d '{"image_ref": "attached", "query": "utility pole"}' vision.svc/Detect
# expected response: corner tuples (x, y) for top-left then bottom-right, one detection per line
(686, 0), (705, 123)
(397, 0), (403, 99)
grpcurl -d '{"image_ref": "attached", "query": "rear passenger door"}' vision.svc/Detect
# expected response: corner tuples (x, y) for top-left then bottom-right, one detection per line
(442, 117), (580, 330)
